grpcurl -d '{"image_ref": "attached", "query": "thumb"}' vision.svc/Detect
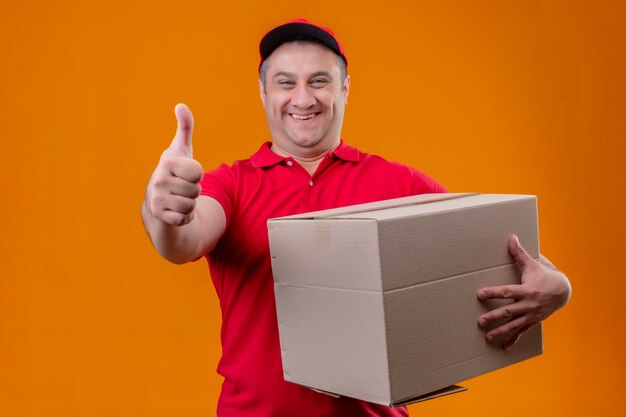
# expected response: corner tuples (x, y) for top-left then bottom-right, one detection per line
(508, 234), (535, 272)
(169, 103), (195, 157)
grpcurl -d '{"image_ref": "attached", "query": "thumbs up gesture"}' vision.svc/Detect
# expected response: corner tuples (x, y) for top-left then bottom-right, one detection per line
(145, 104), (205, 226)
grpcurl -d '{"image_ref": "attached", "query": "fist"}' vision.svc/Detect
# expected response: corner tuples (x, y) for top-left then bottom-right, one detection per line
(145, 103), (204, 226)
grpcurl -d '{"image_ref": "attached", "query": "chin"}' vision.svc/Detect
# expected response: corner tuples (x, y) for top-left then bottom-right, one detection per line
(299, 140), (326, 149)
(288, 135), (325, 148)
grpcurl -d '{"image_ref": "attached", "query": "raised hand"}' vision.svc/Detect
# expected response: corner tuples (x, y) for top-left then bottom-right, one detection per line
(477, 235), (571, 350)
(145, 103), (205, 226)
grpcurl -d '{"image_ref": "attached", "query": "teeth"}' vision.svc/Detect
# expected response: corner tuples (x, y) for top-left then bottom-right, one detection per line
(291, 113), (316, 120)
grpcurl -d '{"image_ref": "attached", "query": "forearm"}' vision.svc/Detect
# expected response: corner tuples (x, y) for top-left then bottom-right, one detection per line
(141, 199), (205, 264)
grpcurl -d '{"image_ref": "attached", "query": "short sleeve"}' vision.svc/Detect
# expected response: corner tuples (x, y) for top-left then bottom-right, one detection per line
(200, 163), (235, 226)
(408, 166), (448, 194)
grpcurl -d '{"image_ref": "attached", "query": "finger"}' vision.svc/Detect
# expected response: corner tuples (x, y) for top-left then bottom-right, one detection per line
(167, 177), (202, 199)
(159, 210), (195, 227)
(538, 254), (558, 271)
(502, 325), (530, 351)
(169, 156), (204, 183)
(162, 194), (197, 215)
(477, 302), (524, 328)
(502, 334), (520, 351)
(508, 234), (535, 272)
(477, 284), (525, 301)
(485, 316), (527, 342)
(170, 103), (195, 157)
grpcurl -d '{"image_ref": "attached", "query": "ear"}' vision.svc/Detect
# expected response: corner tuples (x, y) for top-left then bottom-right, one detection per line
(342, 75), (351, 104)
(258, 79), (266, 108)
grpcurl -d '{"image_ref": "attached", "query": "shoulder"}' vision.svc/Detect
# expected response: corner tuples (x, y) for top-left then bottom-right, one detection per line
(202, 142), (268, 181)
(355, 149), (448, 194)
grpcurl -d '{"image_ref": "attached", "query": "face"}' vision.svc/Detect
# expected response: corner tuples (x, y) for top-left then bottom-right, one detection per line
(259, 42), (350, 157)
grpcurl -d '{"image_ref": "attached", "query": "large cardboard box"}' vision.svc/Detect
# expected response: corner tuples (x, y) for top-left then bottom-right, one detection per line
(267, 193), (543, 406)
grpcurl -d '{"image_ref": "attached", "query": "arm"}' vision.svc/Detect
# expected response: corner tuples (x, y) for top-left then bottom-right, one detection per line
(476, 235), (572, 350)
(141, 104), (226, 264)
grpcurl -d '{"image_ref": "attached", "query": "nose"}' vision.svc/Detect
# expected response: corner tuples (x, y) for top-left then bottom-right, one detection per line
(290, 84), (316, 109)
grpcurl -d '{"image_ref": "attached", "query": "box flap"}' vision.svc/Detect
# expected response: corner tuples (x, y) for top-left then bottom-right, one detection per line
(303, 386), (341, 398)
(384, 264), (543, 401)
(391, 385), (468, 407)
(336, 193), (535, 222)
(269, 221), (383, 290)
(377, 194), (538, 290)
(275, 284), (391, 399)
(268, 193), (476, 221)
(302, 384), (468, 407)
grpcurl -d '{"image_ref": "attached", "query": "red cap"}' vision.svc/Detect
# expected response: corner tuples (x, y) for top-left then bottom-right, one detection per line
(259, 18), (347, 71)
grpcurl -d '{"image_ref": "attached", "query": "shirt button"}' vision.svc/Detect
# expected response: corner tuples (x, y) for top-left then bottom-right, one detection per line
(286, 161), (293, 167)
(309, 180), (314, 186)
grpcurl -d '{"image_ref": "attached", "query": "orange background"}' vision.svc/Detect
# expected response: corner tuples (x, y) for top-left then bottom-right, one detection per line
(1, 0), (624, 416)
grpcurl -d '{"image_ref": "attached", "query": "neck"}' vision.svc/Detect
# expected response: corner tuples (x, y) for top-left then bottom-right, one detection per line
(271, 140), (340, 175)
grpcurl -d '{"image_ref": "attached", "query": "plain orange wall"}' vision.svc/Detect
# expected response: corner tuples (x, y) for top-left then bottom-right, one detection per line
(1, 0), (624, 416)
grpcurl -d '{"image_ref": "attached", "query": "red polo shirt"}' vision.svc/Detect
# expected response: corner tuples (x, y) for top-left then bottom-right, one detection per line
(200, 141), (446, 417)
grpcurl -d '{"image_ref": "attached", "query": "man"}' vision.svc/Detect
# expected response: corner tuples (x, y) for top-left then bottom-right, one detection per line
(142, 19), (571, 417)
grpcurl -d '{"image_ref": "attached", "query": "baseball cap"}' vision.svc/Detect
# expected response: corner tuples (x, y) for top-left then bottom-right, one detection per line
(259, 18), (347, 71)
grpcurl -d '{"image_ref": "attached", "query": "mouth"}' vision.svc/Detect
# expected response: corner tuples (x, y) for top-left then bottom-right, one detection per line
(288, 112), (319, 121)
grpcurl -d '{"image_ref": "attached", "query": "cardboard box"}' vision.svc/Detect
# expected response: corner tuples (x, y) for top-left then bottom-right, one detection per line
(267, 193), (543, 406)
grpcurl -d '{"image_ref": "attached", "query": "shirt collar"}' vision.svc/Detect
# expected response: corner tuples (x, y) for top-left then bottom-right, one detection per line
(331, 140), (360, 162)
(250, 140), (360, 168)
(250, 142), (285, 168)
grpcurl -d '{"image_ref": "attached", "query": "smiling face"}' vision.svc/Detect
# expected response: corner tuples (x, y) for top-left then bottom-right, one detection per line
(259, 42), (350, 159)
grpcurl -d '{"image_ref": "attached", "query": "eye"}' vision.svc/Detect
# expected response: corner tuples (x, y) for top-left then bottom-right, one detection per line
(310, 79), (328, 88)
(277, 79), (295, 88)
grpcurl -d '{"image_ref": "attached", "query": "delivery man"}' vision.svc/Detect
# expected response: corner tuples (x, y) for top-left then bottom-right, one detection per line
(141, 19), (571, 417)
